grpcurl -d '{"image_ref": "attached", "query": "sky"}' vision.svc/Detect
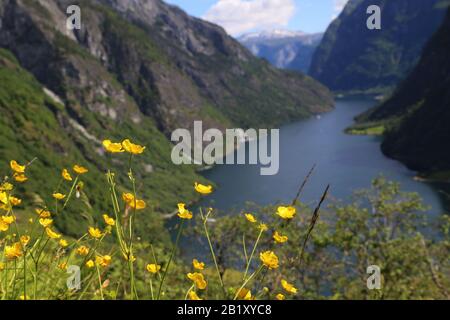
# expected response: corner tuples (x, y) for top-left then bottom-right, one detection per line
(165, 0), (349, 36)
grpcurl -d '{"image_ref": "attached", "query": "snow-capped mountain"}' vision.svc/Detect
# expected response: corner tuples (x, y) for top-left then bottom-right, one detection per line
(238, 30), (323, 73)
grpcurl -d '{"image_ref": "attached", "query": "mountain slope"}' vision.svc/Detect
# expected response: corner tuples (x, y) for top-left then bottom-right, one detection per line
(309, 0), (449, 94)
(0, 48), (201, 239)
(95, 0), (334, 128)
(238, 30), (323, 73)
(0, 0), (333, 237)
(362, 9), (450, 176)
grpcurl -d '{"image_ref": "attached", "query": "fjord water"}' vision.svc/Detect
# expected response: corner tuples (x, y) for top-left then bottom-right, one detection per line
(199, 98), (445, 216)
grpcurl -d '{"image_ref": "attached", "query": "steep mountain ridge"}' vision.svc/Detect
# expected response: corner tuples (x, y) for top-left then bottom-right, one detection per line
(309, 0), (449, 94)
(361, 9), (450, 176)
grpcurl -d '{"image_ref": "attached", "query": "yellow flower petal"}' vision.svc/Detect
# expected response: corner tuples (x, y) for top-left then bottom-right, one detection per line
(146, 264), (161, 274)
(88, 227), (103, 239)
(177, 203), (193, 219)
(245, 213), (257, 223)
(10, 160), (26, 173)
(103, 214), (115, 226)
(77, 246), (90, 256)
(39, 218), (53, 228)
(52, 193), (66, 200)
(45, 227), (61, 239)
(122, 139), (146, 155)
(193, 259), (205, 270)
(194, 182), (213, 195)
(276, 206), (296, 220)
(103, 140), (125, 153)
(260, 251), (279, 269)
(187, 272), (207, 290)
(188, 291), (202, 300)
(62, 169), (73, 181)
(73, 165), (88, 175)
(276, 293), (285, 300)
(273, 231), (288, 244)
(281, 279), (298, 294)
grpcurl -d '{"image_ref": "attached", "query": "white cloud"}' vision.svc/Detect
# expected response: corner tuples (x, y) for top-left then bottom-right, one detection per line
(203, 0), (296, 36)
(332, 0), (349, 19)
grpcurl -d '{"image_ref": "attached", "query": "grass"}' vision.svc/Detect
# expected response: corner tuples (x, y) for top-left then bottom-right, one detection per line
(346, 125), (385, 136)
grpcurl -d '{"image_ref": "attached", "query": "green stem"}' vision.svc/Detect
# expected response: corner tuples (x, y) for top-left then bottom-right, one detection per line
(233, 265), (264, 300)
(184, 284), (195, 300)
(201, 208), (226, 297)
(243, 229), (264, 281)
(96, 265), (104, 300)
(156, 220), (185, 300)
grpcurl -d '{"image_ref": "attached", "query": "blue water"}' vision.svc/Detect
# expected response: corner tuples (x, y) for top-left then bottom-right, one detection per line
(198, 98), (446, 216)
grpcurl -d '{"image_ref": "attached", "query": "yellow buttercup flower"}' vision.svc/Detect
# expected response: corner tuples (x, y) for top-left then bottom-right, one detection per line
(0, 220), (8, 232)
(14, 173), (28, 183)
(88, 227), (103, 239)
(62, 169), (73, 181)
(193, 259), (205, 270)
(146, 264), (161, 274)
(236, 288), (253, 300)
(59, 239), (69, 248)
(52, 193), (66, 200)
(276, 293), (285, 300)
(281, 279), (297, 294)
(86, 260), (95, 268)
(0, 183), (13, 192)
(260, 251), (279, 269)
(276, 206), (296, 220)
(194, 182), (213, 195)
(39, 218), (53, 228)
(122, 193), (146, 210)
(4, 242), (23, 260)
(77, 246), (90, 256)
(2, 215), (15, 225)
(20, 235), (31, 246)
(73, 165), (88, 175)
(0, 192), (8, 204)
(95, 255), (112, 268)
(245, 213), (257, 223)
(122, 192), (134, 203)
(177, 203), (193, 220)
(58, 262), (68, 271)
(187, 272), (207, 290)
(45, 227), (61, 239)
(9, 196), (21, 206)
(188, 291), (202, 300)
(35, 208), (51, 218)
(103, 140), (125, 153)
(259, 223), (269, 232)
(122, 139), (146, 155)
(273, 231), (288, 244)
(103, 214), (115, 226)
(10, 160), (26, 173)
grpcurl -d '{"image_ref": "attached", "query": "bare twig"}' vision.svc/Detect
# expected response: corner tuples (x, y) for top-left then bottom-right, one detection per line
(291, 164), (316, 206)
(298, 185), (330, 266)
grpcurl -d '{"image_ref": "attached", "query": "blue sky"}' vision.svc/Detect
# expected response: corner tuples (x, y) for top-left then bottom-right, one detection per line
(165, 0), (348, 36)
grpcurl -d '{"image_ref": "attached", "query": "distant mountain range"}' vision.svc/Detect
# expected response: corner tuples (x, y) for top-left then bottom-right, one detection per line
(309, 0), (450, 94)
(238, 30), (323, 73)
